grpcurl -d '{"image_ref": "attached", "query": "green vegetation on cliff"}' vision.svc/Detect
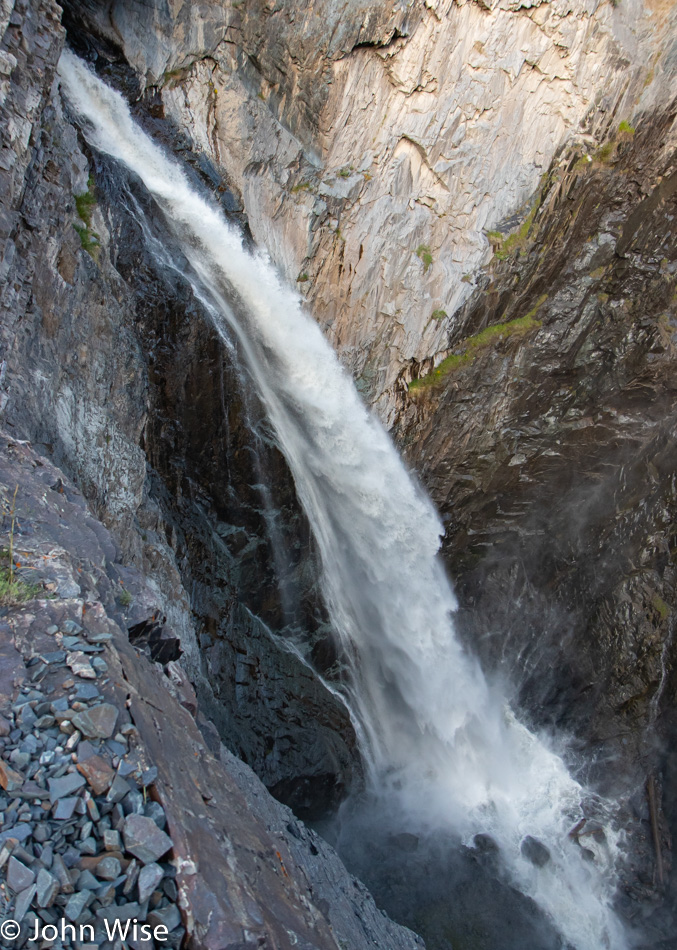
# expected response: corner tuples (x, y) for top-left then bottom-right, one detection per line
(74, 174), (100, 258)
(409, 294), (547, 392)
(415, 244), (433, 272)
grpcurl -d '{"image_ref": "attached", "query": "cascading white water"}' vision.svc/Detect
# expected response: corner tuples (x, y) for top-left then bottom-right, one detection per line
(58, 51), (628, 950)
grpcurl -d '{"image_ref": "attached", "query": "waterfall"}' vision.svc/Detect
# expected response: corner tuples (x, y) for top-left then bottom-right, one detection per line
(58, 51), (628, 950)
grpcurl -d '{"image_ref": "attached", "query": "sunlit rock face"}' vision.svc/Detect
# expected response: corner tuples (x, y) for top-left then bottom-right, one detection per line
(65, 0), (674, 420)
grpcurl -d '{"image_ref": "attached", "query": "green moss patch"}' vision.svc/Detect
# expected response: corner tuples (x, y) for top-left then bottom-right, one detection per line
(415, 244), (433, 272)
(489, 203), (540, 261)
(652, 594), (670, 622)
(409, 294), (547, 392)
(74, 174), (100, 259)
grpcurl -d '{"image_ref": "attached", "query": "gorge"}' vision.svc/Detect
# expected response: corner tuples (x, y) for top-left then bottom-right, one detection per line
(1, 2), (676, 950)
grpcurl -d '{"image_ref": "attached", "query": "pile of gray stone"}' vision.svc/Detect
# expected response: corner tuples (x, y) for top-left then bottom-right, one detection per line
(0, 619), (183, 949)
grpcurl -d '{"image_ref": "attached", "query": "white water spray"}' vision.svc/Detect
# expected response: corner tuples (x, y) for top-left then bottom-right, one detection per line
(58, 51), (628, 950)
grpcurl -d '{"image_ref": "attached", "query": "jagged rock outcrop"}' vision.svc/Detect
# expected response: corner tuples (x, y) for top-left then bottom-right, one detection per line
(394, 106), (677, 933)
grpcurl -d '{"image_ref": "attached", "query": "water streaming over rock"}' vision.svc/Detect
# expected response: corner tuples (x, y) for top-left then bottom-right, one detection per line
(58, 50), (628, 950)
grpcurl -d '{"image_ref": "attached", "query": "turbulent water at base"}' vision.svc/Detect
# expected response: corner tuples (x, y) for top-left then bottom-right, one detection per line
(59, 51), (628, 950)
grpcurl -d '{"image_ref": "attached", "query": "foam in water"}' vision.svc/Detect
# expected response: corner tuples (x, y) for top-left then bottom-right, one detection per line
(57, 50), (628, 950)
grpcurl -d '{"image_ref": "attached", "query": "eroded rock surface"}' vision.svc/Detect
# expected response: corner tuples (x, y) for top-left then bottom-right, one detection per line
(3, 0), (677, 945)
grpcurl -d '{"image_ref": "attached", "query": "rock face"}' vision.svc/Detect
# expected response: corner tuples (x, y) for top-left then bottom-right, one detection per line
(3, 0), (677, 946)
(1, 0), (355, 819)
(57, 0), (677, 923)
(396, 107), (677, 772)
(64, 0), (676, 418)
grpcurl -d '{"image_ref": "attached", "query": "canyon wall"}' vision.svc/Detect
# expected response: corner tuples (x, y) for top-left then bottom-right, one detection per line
(2, 0), (677, 943)
(59, 0), (677, 927)
(0, 0), (355, 821)
(65, 0), (675, 414)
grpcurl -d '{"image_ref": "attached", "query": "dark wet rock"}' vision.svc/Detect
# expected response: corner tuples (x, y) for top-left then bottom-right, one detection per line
(521, 836), (551, 868)
(473, 833), (499, 855)
(579, 821), (607, 845)
(128, 616), (182, 664)
(390, 833), (419, 853)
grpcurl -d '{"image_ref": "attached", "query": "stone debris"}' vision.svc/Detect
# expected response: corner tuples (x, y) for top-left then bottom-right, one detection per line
(35, 867), (59, 907)
(0, 621), (182, 950)
(48, 771), (86, 802)
(123, 814), (173, 864)
(71, 703), (119, 739)
(66, 651), (97, 679)
(137, 861), (163, 902)
(6, 856), (35, 892)
(0, 760), (25, 791)
(77, 753), (116, 795)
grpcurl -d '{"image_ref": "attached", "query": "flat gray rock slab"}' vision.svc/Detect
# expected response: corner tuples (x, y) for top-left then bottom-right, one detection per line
(123, 814), (173, 865)
(36, 868), (59, 907)
(48, 771), (86, 802)
(0, 823), (32, 847)
(6, 856), (35, 893)
(137, 862), (164, 903)
(53, 796), (79, 820)
(71, 703), (118, 739)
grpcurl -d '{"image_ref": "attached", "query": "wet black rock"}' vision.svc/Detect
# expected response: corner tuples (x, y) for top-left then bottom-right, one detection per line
(520, 836), (551, 868)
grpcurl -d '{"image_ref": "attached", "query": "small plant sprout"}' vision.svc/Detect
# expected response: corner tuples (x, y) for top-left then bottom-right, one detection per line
(415, 245), (433, 272)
